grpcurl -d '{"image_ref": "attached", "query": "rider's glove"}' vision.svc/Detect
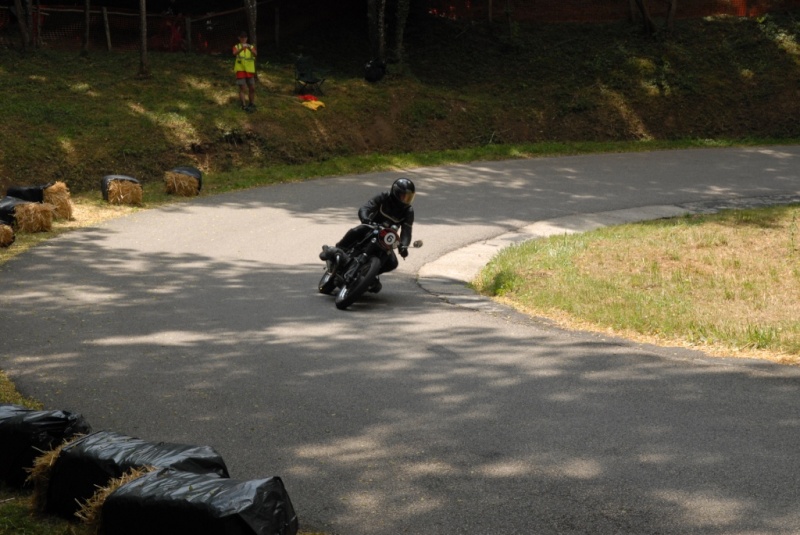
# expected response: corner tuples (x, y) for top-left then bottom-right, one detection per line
(399, 246), (408, 258)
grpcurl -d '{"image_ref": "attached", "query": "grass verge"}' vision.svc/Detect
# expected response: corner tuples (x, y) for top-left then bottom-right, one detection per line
(474, 204), (800, 365)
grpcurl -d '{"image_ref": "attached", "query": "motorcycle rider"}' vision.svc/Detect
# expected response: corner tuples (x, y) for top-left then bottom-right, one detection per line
(319, 178), (416, 292)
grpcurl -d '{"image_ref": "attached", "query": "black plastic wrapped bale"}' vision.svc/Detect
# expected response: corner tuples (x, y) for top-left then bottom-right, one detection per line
(101, 175), (142, 204)
(101, 468), (299, 535)
(0, 196), (29, 225)
(0, 404), (92, 488)
(0, 195), (52, 233)
(171, 166), (203, 190)
(6, 183), (53, 203)
(44, 430), (230, 519)
(165, 166), (202, 196)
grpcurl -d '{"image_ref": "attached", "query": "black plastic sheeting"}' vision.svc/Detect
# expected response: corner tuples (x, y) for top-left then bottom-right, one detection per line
(6, 184), (53, 203)
(0, 196), (32, 225)
(102, 468), (299, 535)
(0, 404), (92, 488)
(45, 430), (230, 519)
(170, 166), (203, 191)
(100, 175), (140, 201)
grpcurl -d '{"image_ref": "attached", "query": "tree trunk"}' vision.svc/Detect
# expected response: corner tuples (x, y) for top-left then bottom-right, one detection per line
(13, 0), (30, 50)
(666, 0), (677, 31)
(138, 0), (149, 78)
(390, 0), (410, 63)
(378, 0), (386, 61)
(504, 0), (514, 35)
(367, 0), (378, 59)
(81, 0), (90, 56)
(633, 0), (656, 35)
(34, 0), (40, 48)
(25, 0), (33, 46)
(629, 0), (639, 21)
(243, 0), (257, 49)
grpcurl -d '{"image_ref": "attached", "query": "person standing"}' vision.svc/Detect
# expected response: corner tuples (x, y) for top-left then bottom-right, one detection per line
(233, 31), (257, 112)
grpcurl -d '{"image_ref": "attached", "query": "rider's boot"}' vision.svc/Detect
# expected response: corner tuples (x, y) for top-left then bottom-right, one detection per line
(368, 276), (382, 294)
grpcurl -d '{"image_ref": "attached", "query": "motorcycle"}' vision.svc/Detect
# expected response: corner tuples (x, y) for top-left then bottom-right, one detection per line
(318, 223), (422, 310)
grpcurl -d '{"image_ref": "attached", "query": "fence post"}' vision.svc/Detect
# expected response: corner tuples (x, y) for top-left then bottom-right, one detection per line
(102, 7), (111, 50)
(185, 17), (192, 52)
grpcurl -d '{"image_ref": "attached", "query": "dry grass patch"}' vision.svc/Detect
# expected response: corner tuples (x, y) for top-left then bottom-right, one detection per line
(476, 205), (800, 365)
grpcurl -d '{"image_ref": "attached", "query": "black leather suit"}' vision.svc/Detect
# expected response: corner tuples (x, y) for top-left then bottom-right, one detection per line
(335, 191), (415, 273)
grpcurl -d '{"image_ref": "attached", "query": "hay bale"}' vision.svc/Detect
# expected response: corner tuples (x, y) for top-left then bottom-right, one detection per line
(14, 202), (53, 233)
(96, 469), (299, 535)
(43, 181), (74, 220)
(0, 224), (14, 247)
(101, 175), (142, 205)
(0, 405), (91, 490)
(28, 437), (83, 513)
(107, 180), (143, 205)
(164, 171), (200, 197)
(43, 430), (230, 520)
(76, 466), (156, 527)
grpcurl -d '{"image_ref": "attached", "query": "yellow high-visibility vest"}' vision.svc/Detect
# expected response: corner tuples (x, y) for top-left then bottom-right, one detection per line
(233, 44), (256, 74)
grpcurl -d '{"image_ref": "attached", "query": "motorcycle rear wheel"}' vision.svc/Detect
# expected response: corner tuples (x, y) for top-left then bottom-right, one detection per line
(335, 257), (381, 310)
(318, 270), (337, 295)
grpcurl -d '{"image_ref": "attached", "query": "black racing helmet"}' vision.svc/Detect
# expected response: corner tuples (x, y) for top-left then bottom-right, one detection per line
(391, 178), (416, 206)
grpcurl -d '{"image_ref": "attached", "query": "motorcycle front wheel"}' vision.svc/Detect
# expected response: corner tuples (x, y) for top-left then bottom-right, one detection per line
(334, 256), (381, 310)
(318, 270), (337, 295)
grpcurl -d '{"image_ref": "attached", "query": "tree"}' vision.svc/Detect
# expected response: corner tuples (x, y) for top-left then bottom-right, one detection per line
(631, 0), (656, 35)
(367, 0), (385, 61)
(630, 0), (678, 35)
(13, 0), (31, 51)
(666, 0), (678, 32)
(81, 0), (91, 56)
(243, 0), (257, 49)
(25, 0), (33, 45)
(391, 0), (410, 63)
(138, 0), (150, 77)
(369, 0), (413, 64)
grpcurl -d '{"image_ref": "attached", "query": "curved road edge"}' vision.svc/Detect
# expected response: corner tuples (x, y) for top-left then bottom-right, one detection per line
(417, 194), (800, 314)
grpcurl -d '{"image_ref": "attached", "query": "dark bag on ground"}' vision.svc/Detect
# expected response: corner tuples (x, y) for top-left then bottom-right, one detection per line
(0, 404), (92, 488)
(101, 468), (299, 535)
(6, 183), (53, 203)
(45, 430), (230, 518)
(364, 59), (386, 82)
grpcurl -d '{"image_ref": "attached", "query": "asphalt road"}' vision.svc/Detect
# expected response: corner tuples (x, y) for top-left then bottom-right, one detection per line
(2, 146), (800, 534)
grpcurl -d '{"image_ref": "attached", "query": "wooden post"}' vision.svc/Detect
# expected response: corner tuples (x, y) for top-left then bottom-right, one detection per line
(185, 17), (191, 52)
(103, 7), (111, 50)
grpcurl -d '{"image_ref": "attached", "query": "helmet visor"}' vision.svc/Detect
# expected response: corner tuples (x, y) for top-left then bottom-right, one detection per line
(396, 190), (415, 205)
